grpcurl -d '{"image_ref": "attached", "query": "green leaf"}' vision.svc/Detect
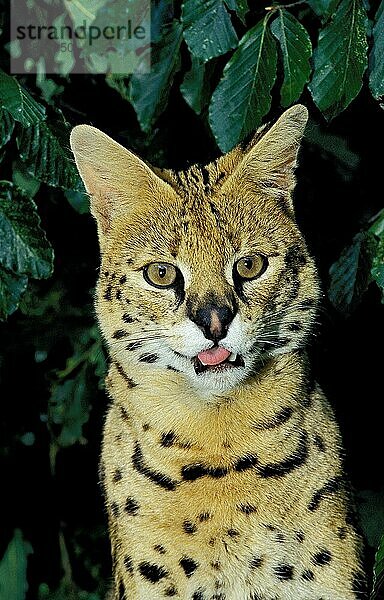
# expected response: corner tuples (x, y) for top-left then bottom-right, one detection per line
(307, 0), (340, 21)
(372, 534), (384, 599)
(371, 234), (384, 301)
(65, 190), (90, 214)
(130, 21), (183, 132)
(369, 209), (384, 238)
(0, 530), (33, 600)
(0, 108), (14, 148)
(225, 0), (249, 24)
(180, 57), (214, 114)
(12, 161), (40, 197)
(49, 368), (92, 448)
(0, 70), (46, 126)
(308, 0), (368, 120)
(369, 0), (384, 103)
(0, 267), (28, 321)
(328, 231), (377, 313)
(182, 0), (238, 62)
(16, 118), (84, 191)
(270, 10), (312, 107)
(0, 182), (54, 279)
(209, 17), (277, 152)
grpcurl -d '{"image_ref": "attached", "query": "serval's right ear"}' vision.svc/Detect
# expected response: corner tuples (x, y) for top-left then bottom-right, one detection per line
(70, 125), (174, 251)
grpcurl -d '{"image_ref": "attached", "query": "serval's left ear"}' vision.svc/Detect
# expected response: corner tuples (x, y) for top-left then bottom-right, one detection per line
(226, 105), (308, 209)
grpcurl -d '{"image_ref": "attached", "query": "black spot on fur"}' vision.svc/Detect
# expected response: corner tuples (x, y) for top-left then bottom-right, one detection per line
(258, 431), (308, 478)
(122, 313), (134, 323)
(161, 431), (176, 447)
(338, 526), (348, 540)
(284, 245), (307, 269)
(125, 497), (139, 515)
(138, 561), (168, 583)
(113, 329), (129, 340)
(183, 520), (197, 534)
(116, 289), (122, 300)
(253, 406), (294, 431)
(120, 406), (131, 423)
(296, 530), (305, 543)
(239, 503), (257, 515)
(227, 529), (239, 538)
(111, 502), (119, 517)
(287, 321), (302, 332)
(154, 544), (166, 554)
(312, 550), (332, 566)
(199, 512), (211, 522)
(308, 476), (342, 512)
(164, 586), (177, 596)
(211, 561), (221, 570)
(234, 453), (258, 471)
(250, 556), (263, 568)
(167, 365), (180, 372)
(113, 468), (123, 482)
(120, 275), (127, 285)
(115, 362), (137, 388)
(118, 581), (125, 599)
(192, 591), (205, 600)
(180, 556), (198, 577)
(181, 463), (228, 481)
(104, 286), (112, 301)
(302, 569), (314, 581)
(124, 555), (133, 573)
(139, 353), (159, 363)
(126, 341), (142, 351)
(132, 442), (178, 491)
(274, 564), (294, 580)
(142, 423), (150, 431)
(263, 523), (276, 531)
(275, 532), (285, 543)
(313, 434), (326, 452)
(99, 462), (106, 496)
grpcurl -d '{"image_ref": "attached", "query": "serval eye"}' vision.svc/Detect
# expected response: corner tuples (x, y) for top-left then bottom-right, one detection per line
(144, 263), (178, 288)
(235, 255), (268, 280)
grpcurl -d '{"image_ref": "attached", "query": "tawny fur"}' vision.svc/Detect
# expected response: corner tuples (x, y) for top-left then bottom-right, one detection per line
(70, 106), (366, 600)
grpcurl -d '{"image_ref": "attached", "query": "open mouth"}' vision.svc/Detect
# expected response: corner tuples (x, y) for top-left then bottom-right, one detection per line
(193, 346), (245, 375)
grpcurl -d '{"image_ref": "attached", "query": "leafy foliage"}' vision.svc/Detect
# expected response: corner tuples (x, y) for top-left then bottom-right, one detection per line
(329, 210), (384, 312)
(0, 0), (383, 598)
(308, 0), (368, 120)
(0, 530), (33, 600)
(270, 10), (312, 108)
(372, 534), (384, 599)
(370, 1), (384, 106)
(209, 18), (277, 152)
(182, 0), (238, 62)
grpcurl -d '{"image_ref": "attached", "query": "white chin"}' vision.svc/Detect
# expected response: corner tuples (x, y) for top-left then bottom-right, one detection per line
(188, 365), (248, 396)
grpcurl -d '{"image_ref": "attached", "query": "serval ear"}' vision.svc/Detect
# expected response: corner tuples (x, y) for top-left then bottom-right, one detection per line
(70, 125), (175, 251)
(223, 105), (308, 210)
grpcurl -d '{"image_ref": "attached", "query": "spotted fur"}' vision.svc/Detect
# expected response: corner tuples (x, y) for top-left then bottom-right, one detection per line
(71, 106), (366, 600)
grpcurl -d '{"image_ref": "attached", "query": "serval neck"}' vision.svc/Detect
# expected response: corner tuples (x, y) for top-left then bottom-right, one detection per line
(107, 350), (310, 463)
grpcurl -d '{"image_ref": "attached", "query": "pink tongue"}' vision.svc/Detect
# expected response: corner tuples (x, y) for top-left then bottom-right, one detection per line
(197, 347), (231, 366)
